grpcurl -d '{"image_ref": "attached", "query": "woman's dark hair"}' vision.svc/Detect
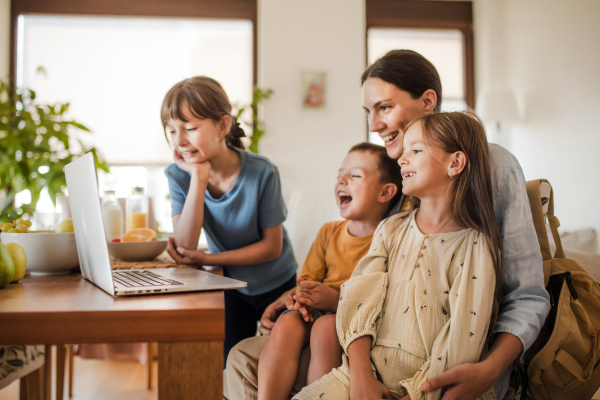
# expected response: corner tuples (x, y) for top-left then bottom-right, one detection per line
(406, 112), (503, 337)
(161, 76), (246, 149)
(361, 50), (442, 112)
(349, 142), (403, 211)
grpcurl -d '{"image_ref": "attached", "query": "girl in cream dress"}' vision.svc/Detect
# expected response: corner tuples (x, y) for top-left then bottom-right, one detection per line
(294, 112), (503, 400)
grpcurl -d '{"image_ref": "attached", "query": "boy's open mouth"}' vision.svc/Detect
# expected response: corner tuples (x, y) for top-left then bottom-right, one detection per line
(338, 191), (352, 208)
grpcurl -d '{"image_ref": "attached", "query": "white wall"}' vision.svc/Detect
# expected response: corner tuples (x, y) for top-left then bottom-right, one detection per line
(257, 0), (367, 202)
(474, 0), (600, 239)
(2, 0), (599, 240)
(0, 0), (9, 80)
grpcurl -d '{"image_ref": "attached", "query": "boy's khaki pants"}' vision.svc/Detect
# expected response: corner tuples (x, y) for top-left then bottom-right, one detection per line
(224, 335), (311, 400)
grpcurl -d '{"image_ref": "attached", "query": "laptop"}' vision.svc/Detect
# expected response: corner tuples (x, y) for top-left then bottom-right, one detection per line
(64, 152), (247, 296)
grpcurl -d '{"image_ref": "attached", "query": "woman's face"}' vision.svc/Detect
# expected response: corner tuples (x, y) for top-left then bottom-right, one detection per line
(362, 77), (430, 160)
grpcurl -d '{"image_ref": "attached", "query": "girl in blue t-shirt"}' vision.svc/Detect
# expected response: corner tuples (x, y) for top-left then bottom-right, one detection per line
(161, 76), (298, 361)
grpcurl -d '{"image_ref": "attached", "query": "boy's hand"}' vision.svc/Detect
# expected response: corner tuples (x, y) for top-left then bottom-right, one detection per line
(293, 278), (340, 313)
(258, 288), (296, 335)
(167, 235), (206, 265)
(294, 301), (316, 323)
(173, 149), (211, 182)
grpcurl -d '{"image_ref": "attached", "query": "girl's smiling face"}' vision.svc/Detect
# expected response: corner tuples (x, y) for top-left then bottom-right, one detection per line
(166, 106), (227, 163)
(362, 77), (436, 161)
(398, 122), (452, 199)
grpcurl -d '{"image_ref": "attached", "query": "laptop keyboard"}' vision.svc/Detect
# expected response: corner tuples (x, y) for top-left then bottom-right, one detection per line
(112, 270), (185, 288)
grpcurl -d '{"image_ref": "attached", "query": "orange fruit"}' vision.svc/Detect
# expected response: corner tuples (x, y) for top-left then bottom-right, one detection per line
(122, 228), (157, 242)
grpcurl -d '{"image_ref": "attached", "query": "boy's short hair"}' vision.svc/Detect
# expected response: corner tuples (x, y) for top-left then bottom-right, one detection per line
(349, 142), (403, 208)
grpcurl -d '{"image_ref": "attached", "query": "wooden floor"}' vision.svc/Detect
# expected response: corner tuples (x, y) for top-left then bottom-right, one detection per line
(2, 352), (600, 400)
(0, 348), (157, 400)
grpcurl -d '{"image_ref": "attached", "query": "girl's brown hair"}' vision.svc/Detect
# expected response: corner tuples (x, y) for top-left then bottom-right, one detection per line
(161, 76), (246, 149)
(407, 112), (503, 335)
(361, 50), (442, 112)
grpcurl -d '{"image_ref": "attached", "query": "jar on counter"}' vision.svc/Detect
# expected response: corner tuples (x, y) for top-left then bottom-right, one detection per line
(126, 186), (149, 233)
(102, 190), (123, 241)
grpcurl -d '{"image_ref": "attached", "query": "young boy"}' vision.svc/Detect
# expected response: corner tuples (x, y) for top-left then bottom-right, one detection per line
(257, 143), (403, 400)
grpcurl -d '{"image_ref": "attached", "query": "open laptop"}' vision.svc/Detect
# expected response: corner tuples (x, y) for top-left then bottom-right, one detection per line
(64, 152), (247, 296)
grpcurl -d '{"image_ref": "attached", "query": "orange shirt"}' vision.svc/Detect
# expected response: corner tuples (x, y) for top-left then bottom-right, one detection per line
(299, 220), (373, 292)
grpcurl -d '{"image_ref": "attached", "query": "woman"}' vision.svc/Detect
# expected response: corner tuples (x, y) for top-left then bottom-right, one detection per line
(224, 50), (550, 400)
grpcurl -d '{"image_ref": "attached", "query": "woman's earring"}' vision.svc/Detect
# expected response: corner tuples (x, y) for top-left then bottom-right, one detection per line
(449, 174), (454, 181)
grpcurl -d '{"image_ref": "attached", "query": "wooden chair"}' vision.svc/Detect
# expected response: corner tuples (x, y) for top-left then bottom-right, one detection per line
(0, 345), (50, 400)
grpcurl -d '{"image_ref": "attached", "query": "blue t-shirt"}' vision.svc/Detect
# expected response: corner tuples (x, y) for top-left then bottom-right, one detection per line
(164, 147), (297, 296)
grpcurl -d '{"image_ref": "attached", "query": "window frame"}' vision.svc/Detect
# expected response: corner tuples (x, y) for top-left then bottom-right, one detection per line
(366, 0), (475, 109)
(9, 0), (258, 88)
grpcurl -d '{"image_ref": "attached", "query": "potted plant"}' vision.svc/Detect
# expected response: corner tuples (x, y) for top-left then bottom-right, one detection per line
(233, 86), (273, 154)
(0, 79), (107, 221)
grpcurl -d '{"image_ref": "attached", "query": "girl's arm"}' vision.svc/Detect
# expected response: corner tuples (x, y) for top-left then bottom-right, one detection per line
(347, 336), (393, 400)
(335, 223), (390, 398)
(171, 155), (211, 250)
(171, 224), (283, 266)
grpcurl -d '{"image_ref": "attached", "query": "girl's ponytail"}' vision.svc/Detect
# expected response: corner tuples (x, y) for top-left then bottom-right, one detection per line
(161, 76), (245, 150)
(225, 116), (246, 150)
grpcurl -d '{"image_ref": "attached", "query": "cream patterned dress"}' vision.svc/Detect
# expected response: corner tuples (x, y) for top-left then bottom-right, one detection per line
(294, 211), (497, 400)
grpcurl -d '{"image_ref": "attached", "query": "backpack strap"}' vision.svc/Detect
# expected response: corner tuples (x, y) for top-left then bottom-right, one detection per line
(544, 180), (566, 259)
(526, 179), (552, 261)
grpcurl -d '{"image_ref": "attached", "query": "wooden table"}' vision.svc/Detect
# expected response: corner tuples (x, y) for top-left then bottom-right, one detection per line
(0, 272), (224, 399)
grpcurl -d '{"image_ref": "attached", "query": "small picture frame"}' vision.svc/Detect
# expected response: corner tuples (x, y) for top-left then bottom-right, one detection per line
(302, 71), (325, 109)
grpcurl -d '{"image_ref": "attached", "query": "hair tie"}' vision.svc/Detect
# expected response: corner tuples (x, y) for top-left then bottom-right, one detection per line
(231, 117), (246, 138)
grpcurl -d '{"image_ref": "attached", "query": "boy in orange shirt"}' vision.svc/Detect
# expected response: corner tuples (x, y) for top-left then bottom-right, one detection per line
(257, 143), (403, 400)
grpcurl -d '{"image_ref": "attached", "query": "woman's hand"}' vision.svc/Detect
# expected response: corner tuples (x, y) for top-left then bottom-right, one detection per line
(350, 370), (393, 400)
(293, 278), (340, 314)
(173, 149), (211, 181)
(421, 332), (522, 400)
(258, 288), (296, 335)
(167, 235), (206, 266)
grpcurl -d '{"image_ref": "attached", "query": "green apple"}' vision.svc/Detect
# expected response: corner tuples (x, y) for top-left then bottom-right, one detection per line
(5, 243), (26, 282)
(0, 243), (16, 288)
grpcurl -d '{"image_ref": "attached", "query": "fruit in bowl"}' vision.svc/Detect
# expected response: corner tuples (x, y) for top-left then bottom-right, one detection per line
(107, 228), (166, 261)
(55, 218), (74, 233)
(0, 220), (79, 275)
(106, 241), (167, 261)
(1, 218), (33, 233)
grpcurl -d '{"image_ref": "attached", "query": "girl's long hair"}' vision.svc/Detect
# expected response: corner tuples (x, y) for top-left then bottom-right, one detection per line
(407, 112), (503, 335)
(161, 76), (245, 149)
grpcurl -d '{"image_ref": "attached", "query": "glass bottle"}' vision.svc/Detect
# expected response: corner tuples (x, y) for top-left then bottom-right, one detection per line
(126, 186), (149, 233)
(102, 190), (123, 241)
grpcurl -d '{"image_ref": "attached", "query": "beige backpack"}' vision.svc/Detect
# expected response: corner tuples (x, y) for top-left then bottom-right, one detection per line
(520, 179), (600, 399)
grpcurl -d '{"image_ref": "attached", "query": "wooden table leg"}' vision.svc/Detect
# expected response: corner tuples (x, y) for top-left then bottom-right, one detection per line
(44, 345), (52, 400)
(56, 344), (66, 400)
(158, 341), (223, 400)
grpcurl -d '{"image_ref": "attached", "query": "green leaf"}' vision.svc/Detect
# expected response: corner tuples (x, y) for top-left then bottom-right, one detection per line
(69, 121), (91, 132)
(0, 78), (105, 213)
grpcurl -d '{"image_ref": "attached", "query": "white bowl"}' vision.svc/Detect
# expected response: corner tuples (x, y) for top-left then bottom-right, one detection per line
(107, 241), (167, 261)
(0, 231), (79, 275)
